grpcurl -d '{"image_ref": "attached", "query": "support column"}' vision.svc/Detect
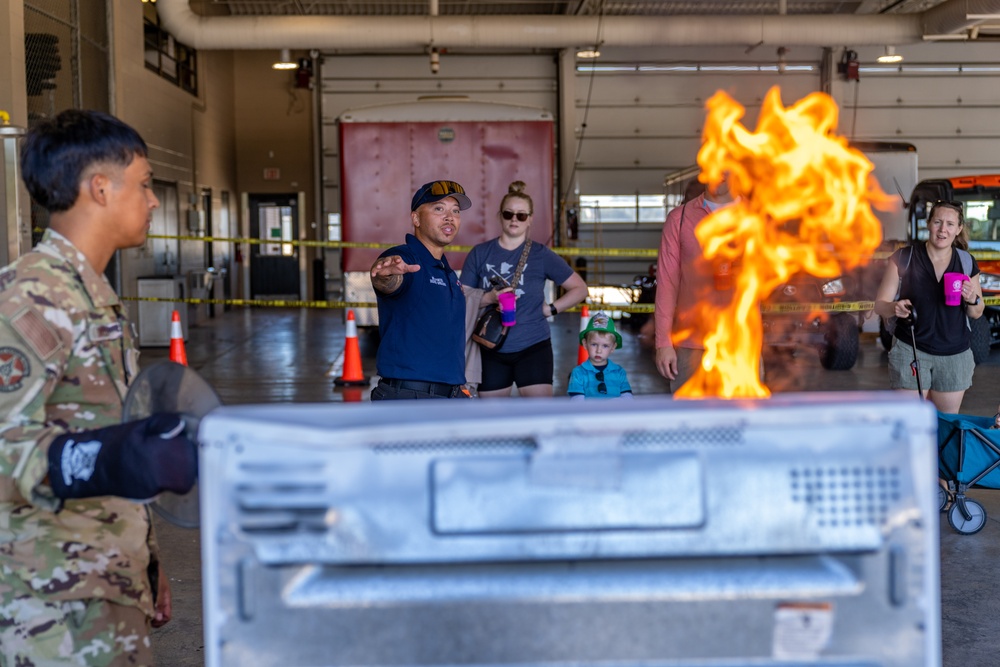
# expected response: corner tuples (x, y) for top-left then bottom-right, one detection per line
(0, 0), (30, 265)
(556, 47), (578, 247)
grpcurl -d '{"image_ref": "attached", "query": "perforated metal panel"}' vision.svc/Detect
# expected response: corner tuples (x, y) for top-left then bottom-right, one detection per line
(199, 393), (941, 667)
(790, 465), (903, 529)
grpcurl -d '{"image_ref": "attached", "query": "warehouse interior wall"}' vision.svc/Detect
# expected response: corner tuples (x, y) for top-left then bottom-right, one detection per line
(828, 42), (1000, 181)
(232, 49), (315, 301)
(317, 52), (558, 299)
(568, 41), (1000, 287)
(113, 0), (239, 325)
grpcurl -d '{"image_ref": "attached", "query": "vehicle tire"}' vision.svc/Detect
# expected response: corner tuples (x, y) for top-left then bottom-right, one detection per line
(970, 314), (991, 365)
(878, 318), (894, 353)
(820, 312), (860, 370)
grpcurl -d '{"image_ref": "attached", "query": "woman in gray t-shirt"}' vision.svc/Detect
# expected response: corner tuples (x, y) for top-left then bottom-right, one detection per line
(464, 181), (588, 397)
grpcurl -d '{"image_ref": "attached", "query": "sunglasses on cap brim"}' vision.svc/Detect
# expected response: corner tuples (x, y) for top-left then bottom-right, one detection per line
(428, 180), (466, 197)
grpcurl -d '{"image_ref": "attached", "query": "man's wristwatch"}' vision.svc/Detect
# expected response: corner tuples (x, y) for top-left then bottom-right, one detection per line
(548, 303), (557, 315)
(971, 295), (981, 306)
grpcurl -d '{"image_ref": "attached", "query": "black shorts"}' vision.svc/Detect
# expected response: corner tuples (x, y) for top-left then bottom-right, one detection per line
(479, 339), (554, 391)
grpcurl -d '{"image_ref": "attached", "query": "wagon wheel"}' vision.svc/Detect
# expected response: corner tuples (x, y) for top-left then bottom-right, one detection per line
(939, 485), (950, 512)
(948, 498), (987, 535)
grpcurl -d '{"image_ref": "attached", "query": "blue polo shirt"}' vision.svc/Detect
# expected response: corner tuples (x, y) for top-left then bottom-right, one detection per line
(567, 359), (632, 398)
(375, 234), (466, 385)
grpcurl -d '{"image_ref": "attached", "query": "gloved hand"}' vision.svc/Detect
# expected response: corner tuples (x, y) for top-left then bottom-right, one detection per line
(48, 413), (198, 501)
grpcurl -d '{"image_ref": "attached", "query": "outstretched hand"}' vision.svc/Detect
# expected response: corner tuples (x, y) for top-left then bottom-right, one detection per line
(371, 255), (420, 278)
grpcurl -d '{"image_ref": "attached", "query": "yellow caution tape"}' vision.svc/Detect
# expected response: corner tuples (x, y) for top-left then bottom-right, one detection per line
(139, 234), (662, 258)
(31, 227), (1000, 263)
(550, 247), (659, 259)
(967, 251), (1000, 261)
(124, 295), (620, 312)
(123, 296), (377, 309)
(760, 301), (875, 314)
(126, 296), (933, 315)
(136, 235), (1000, 263)
(146, 233), (397, 250)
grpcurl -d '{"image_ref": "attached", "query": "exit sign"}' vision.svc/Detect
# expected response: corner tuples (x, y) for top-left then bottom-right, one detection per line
(263, 167), (281, 181)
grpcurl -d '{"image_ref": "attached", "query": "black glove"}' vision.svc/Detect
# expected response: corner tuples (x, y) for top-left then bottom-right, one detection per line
(48, 413), (198, 501)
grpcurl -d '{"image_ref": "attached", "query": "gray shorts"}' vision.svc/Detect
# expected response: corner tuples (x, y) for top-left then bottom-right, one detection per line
(670, 347), (704, 394)
(888, 338), (974, 393)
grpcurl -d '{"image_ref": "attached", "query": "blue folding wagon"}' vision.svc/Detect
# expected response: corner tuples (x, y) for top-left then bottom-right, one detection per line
(938, 413), (1000, 535)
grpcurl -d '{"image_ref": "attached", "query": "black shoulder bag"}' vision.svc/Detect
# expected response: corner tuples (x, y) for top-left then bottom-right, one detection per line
(471, 240), (532, 351)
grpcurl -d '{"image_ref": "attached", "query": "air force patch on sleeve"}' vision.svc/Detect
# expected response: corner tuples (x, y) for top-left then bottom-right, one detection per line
(0, 347), (30, 392)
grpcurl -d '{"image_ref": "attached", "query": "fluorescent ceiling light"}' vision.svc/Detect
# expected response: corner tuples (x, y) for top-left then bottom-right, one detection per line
(876, 46), (903, 64)
(272, 49), (297, 70)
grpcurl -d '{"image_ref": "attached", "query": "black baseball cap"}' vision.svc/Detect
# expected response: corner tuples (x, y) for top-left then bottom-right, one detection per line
(411, 180), (472, 211)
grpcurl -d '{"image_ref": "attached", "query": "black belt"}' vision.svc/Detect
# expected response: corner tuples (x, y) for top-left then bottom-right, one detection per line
(381, 378), (461, 398)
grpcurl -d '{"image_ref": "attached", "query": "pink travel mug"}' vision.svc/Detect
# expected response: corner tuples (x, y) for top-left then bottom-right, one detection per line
(497, 291), (517, 326)
(943, 272), (969, 306)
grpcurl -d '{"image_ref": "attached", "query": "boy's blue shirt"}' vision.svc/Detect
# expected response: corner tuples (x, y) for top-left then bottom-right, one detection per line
(567, 359), (632, 398)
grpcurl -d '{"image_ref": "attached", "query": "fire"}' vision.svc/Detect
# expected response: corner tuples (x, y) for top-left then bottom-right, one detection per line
(674, 86), (887, 399)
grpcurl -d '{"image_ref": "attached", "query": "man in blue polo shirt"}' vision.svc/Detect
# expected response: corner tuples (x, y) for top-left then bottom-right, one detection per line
(370, 180), (473, 400)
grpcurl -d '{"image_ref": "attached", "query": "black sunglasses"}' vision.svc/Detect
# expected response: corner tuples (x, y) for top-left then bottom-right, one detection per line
(595, 370), (607, 395)
(931, 200), (964, 213)
(502, 210), (530, 222)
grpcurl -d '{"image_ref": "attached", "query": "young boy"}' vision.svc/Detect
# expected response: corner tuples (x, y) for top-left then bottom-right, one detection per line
(0, 109), (198, 665)
(568, 312), (633, 399)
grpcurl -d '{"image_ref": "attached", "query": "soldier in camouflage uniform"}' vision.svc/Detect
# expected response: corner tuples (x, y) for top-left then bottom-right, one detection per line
(0, 110), (198, 666)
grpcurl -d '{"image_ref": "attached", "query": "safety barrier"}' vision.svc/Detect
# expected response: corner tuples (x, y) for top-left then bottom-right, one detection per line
(34, 227), (1000, 262)
(143, 232), (1000, 262)
(91, 229), (1000, 313)
(121, 294), (1000, 314)
(137, 232), (924, 261)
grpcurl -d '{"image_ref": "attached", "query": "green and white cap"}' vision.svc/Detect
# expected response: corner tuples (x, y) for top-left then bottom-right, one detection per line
(579, 312), (622, 349)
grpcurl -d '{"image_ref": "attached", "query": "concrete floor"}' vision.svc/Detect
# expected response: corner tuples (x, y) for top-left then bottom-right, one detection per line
(144, 308), (1000, 667)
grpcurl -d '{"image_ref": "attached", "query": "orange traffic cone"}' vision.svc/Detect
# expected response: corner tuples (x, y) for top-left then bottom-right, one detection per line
(334, 310), (368, 386)
(169, 310), (188, 366)
(577, 304), (590, 365)
(339, 386), (366, 402)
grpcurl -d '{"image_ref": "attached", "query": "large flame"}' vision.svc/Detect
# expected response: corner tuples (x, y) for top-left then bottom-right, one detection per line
(675, 86), (889, 399)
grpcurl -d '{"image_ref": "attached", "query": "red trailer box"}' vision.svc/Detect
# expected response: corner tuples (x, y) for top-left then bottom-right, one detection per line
(338, 99), (555, 325)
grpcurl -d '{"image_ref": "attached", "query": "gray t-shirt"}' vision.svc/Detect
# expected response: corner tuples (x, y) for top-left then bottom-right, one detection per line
(463, 239), (574, 352)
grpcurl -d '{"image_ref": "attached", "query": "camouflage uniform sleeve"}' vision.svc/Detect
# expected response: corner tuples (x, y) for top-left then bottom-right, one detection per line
(0, 301), (73, 512)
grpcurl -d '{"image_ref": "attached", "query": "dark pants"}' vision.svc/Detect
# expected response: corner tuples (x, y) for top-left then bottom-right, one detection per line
(371, 378), (471, 400)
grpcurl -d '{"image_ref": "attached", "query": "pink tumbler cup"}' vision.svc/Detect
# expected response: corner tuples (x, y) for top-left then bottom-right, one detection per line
(943, 272), (969, 306)
(497, 291), (517, 326)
